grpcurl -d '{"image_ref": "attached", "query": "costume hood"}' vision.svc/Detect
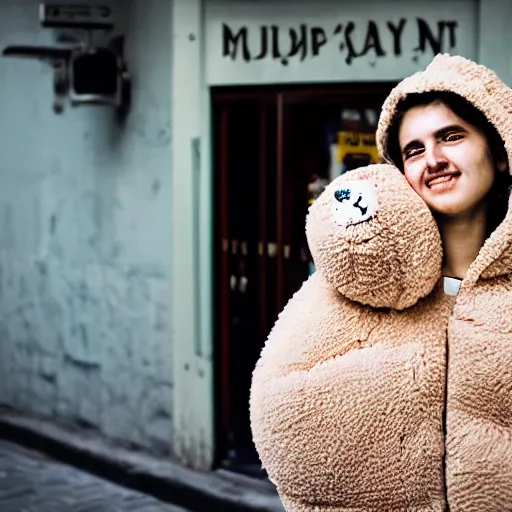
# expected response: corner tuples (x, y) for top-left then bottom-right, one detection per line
(377, 54), (512, 285)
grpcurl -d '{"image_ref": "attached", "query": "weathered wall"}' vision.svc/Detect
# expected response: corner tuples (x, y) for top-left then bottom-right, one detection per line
(478, 0), (512, 86)
(0, 0), (174, 454)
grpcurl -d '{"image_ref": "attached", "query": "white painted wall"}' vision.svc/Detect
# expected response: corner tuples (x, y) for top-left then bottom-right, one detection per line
(478, 0), (512, 86)
(0, 0), (175, 455)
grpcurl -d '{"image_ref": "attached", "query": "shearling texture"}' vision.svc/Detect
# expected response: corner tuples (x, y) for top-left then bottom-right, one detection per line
(251, 276), (454, 511)
(251, 163), (449, 511)
(251, 54), (512, 512)
(377, 54), (512, 512)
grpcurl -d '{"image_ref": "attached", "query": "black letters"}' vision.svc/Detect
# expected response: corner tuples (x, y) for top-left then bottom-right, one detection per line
(222, 24), (251, 61)
(387, 18), (406, 56)
(286, 24), (308, 62)
(221, 19), (459, 66)
(271, 25), (282, 60)
(333, 24), (344, 50)
(361, 21), (385, 59)
(344, 22), (357, 65)
(415, 18), (445, 55)
(445, 21), (457, 48)
(345, 21), (385, 65)
(254, 26), (268, 60)
(311, 27), (328, 56)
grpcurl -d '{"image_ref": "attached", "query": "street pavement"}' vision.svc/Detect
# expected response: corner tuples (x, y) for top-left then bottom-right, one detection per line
(0, 440), (190, 512)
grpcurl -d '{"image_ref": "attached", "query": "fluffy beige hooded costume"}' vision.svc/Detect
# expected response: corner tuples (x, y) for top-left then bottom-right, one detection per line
(250, 54), (512, 512)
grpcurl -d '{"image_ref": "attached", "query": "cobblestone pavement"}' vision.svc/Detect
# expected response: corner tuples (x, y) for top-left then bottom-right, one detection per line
(0, 440), (190, 512)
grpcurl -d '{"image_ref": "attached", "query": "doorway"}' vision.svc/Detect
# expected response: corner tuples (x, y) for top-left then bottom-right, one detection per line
(211, 82), (395, 475)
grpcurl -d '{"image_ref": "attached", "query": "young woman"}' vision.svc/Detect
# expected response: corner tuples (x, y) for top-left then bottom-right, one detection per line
(250, 54), (512, 512)
(386, 90), (511, 285)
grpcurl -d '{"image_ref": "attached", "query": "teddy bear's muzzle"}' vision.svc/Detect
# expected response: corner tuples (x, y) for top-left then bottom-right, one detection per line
(331, 180), (378, 227)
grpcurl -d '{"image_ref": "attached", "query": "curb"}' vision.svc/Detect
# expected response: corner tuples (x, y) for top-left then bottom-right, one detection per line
(0, 409), (283, 512)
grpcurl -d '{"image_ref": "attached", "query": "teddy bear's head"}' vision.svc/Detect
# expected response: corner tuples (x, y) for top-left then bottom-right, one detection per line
(306, 164), (442, 310)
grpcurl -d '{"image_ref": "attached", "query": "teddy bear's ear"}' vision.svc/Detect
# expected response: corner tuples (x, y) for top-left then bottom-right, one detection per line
(306, 164), (442, 310)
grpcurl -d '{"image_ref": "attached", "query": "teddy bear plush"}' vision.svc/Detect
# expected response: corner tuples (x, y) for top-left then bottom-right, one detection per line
(307, 163), (442, 310)
(250, 164), (452, 512)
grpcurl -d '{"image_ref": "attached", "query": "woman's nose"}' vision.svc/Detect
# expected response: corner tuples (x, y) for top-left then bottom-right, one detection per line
(425, 144), (447, 172)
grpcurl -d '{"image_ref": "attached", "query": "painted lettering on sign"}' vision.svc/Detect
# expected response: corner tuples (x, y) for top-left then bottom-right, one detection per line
(222, 19), (458, 66)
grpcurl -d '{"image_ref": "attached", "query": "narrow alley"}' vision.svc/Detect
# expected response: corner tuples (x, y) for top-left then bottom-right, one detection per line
(0, 440), (189, 512)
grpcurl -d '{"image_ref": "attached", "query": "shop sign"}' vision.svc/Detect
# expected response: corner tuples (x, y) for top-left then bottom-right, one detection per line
(206, 0), (477, 85)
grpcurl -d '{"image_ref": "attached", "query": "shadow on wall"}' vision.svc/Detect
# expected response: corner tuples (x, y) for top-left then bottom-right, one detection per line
(0, 0), (175, 457)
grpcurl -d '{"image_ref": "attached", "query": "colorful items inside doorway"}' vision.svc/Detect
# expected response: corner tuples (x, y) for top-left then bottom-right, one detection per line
(334, 107), (381, 179)
(307, 108), (381, 276)
(337, 130), (380, 174)
(309, 107), (382, 208)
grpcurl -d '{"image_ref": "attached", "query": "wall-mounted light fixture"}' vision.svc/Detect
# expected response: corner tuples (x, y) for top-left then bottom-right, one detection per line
(2, 4), (131, 114)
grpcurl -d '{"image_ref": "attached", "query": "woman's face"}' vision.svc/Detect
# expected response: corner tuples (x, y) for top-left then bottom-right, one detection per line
(398, 101), (503, 217)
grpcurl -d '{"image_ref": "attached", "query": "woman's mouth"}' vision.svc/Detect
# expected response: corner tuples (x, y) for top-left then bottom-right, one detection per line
(426, 173), (461, 191)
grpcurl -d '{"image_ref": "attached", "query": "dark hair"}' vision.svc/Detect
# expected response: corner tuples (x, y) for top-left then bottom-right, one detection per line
(386, 91), (511, 235)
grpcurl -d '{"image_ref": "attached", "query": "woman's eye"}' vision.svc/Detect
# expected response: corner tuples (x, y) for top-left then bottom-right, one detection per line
(405, 148), (423, 159)
(444, 133), (463, 142)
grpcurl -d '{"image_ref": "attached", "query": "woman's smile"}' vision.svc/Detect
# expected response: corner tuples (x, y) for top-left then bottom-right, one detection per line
(426, 172), (461, 191)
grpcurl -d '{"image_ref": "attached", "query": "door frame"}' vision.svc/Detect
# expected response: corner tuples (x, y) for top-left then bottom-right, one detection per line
(171, 0), (214, 470)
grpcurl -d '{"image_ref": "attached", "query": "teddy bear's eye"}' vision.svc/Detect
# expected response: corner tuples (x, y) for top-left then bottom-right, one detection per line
(334, 189), (351, 202)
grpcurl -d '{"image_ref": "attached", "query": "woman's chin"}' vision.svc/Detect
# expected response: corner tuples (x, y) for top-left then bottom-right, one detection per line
(426, 194), (471, 217)
(428, 197), (487, 218)
(432, 205), (465, 217)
